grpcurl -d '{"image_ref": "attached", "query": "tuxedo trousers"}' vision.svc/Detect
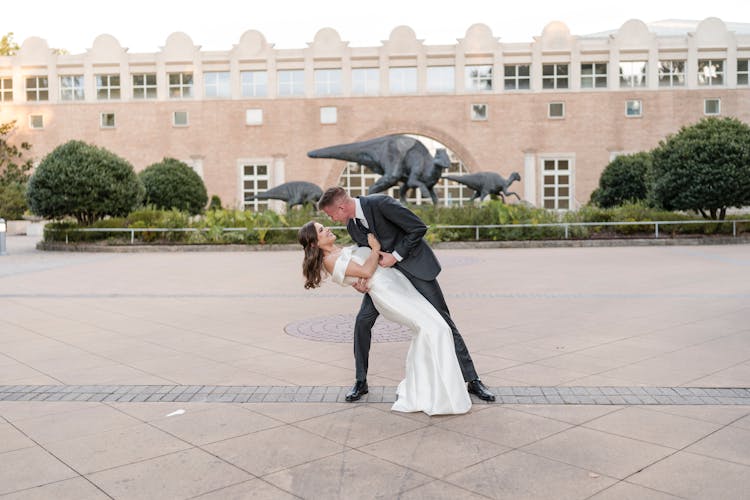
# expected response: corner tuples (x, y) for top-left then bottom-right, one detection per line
(354, 271), (478, 383)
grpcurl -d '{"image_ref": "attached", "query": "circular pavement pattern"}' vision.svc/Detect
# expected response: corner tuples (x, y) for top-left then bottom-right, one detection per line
(285, 313), (412, 342)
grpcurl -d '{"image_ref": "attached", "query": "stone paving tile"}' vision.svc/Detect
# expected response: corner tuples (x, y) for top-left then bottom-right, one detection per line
(445, 449), (618, 500)
(628, 451), (750, 499)
(1, 476), (111, 500)
(588, 481), (682, 499)
(683, 425), (750, 466)
(522, 426), (675, 480)
(191, 478), (299, 499)
(0, 447), (78, 496)
(85, 448), (252, 500)
(263, 449), (432, 500)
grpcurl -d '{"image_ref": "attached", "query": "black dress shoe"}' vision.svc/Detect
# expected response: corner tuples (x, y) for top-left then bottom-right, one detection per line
(345, 380), (368, 402)
(468, 379), (496, 402)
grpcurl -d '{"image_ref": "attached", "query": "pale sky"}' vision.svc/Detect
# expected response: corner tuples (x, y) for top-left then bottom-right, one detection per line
(4, 0), (748, 54)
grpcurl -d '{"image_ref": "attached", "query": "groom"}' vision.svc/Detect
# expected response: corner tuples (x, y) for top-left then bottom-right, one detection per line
(318, 186), (495, 402)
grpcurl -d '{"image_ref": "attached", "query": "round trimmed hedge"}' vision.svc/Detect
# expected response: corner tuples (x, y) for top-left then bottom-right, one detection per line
(139, 158), (208, 215)
(27, 140), (143, 224)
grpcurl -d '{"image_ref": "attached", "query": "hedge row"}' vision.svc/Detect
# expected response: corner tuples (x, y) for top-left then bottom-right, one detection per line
(43, 201), (750, 246)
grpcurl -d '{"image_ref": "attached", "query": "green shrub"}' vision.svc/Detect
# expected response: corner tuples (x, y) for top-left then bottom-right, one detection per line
(590, 152), (651, 208)
(27, 140), (143, 224)
(139, 158), (208, 215)
(650, 117), (750, 220)
(208, 195), (222, 210)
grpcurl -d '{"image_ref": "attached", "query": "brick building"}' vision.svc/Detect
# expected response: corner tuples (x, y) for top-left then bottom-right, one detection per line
(1, 18), (748, 211)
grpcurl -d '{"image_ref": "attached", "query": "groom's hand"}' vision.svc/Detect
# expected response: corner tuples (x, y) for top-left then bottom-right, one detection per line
(352, 278), (370, 293)
(378, 252), (397, 268)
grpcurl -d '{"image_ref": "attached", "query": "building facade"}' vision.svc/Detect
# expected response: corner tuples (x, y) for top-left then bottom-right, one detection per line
(1, 18), (749, 211)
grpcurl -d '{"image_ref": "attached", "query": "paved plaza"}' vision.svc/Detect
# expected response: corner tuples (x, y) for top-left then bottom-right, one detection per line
(1, 235), (749, 499)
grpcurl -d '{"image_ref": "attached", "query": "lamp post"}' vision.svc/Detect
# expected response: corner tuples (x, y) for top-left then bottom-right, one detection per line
(0, 218), (6, 255)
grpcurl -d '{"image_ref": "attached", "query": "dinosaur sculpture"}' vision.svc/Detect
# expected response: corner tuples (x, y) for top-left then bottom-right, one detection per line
(307, 134), (450, 204)
(444, 171), (522, 202)
(244, 181), (323, 208)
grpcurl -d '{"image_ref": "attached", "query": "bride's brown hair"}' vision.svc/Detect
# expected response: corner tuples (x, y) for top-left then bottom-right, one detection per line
(298, 221), (325, 289)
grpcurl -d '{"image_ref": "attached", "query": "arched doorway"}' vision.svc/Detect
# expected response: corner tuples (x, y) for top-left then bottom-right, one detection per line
(336, 134), (474, 206)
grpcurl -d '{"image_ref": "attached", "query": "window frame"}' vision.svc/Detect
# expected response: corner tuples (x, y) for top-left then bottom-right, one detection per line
(168, 72), (194, 99)
(619, 61), (647, 88)
(203, 71), (231, 98)
(240, 162), (271, 211)
(132, 73), (157, 99)
(548, 102), (565, 119)
(464, 65), (493, 92)
(580, 62), (607, 89)
(60, 75), (85, 101)
(96, 74), (121, 100)
(277, 69), (305, 97)
(172, 111), (189, 127)
(503, 64), (531, 91)
(426, 66), (455, 93)
(625, 99), (643, 117)
(658, 60), (685, 87)
(542, 64), (569, 90)
(25, 76), (49, 102)
(389, 67), (418, 94)
(698, 59), (724, 86)
(704, 98), (721, 115)
(351, 68), (379, 96)
(541, 157), (573, 210)
(0, 77), (13, 102)
(314, 69), (342, 96)
(240, 70), (268, 98)
(100, 112), (116, 128)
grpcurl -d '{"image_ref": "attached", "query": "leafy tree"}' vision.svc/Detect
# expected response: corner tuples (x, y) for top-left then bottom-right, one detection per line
(0, 120), (34, 219)
(27, 140), (144, 224)
(0, 32), (19, 56)
(650, 117), (750, 220)
(139, 158), (208, 215)
(590, 152), (651, 208)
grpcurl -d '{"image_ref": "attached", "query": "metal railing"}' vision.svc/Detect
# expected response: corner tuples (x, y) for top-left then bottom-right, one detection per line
(46, 219), (750, 244)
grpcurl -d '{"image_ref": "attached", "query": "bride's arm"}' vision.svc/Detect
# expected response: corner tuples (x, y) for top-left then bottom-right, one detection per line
(325, 235), (382, 279)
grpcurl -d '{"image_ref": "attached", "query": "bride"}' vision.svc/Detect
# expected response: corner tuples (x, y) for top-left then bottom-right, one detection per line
(298, 221), (471, 416)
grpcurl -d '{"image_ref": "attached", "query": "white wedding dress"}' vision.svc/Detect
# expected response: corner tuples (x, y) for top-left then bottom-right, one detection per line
(332, 246), (471, 415)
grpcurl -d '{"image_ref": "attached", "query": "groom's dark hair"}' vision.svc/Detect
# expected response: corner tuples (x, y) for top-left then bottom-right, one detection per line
(318, 186), (348, 210)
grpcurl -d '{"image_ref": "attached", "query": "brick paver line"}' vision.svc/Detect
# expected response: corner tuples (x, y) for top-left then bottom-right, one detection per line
(1, 385), (748, 405)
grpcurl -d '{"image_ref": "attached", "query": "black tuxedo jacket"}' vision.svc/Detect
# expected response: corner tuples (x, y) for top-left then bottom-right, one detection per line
(347, 195), (441, 281)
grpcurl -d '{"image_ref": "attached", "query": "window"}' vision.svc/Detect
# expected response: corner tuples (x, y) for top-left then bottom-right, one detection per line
(240, 71), (268, 97)
(168, 72), (193, 98)
(278, 70), (304, 96)
(465, 65), (493, 92)
(352, 68), (379, 95)
(471, 104), (487, 121)
(240, 71), (267, 97)
(173, 111), (189, 126)
(132, 73), (157, 99)
(427, 66), (454, 93)
(704, 99), (720, 115)
(204, 71), (230, 98)
(698, 59), (724, 86)
(29, 114), (44, 129)
(389, 67), (417, 94)
(25, 76), (48, 101)
(548, 102), (565, 118)
(581, 63), (607, 88)
(625, 100), (642, 117)
(100, 112), (116, 128)
(60, 75), (84, 101)
(0, 78), (13, 102)
(619, 61), (647, 88)
(542, 64), (569, 89)
(320, 106), (337, 124)
(738, 60), (749, 86)
(95, 74), (120, 100)
(314, 69), (342, 96)
(658, 60), (685, 87)
(246, 109), (263, 125)
(241, 163), (270, 211)
(504, 64), (530, 90)
(542, 158), (572, 210)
